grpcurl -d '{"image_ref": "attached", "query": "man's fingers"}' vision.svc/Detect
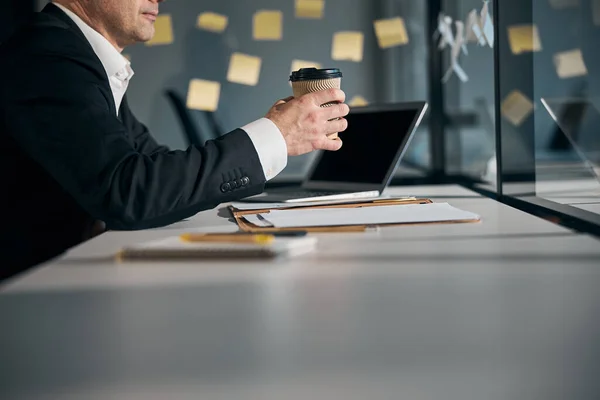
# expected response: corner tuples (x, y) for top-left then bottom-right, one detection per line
(324, 103), (350, 120)
(308, 88), (346, 106)
(326, 117), (348, 133)
(315, 137), (343, 151)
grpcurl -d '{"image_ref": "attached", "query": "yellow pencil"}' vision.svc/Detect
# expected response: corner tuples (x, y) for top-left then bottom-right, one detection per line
(179, 233), (274, 244)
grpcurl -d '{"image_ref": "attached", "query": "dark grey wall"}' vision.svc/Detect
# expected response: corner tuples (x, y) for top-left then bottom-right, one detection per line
(121, 0), (430, 175)
(127, 0), (380, 149)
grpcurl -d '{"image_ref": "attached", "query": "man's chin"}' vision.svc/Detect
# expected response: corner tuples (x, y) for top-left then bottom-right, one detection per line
(137, 27), (156, 43)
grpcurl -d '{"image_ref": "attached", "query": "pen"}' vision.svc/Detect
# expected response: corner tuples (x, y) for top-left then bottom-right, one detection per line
(180, 233), (275, 244)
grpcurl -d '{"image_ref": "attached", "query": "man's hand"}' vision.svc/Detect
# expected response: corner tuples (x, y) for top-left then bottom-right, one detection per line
(265, 89), (350, 156)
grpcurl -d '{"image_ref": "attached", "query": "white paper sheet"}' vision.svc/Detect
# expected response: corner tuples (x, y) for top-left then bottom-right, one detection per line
(231, 196), (416, 211)
(256, 203), (480, 228)
(442, 21), (469, 83)
(466, 9), (486, 45)
(480, 0), (494, 48)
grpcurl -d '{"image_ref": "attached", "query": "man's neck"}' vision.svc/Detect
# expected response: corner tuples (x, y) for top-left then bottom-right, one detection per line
(52, 1), (124, 52)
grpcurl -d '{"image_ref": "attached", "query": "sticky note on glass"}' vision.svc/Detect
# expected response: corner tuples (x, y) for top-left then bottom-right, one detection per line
(554, 49), (588, 78)
(374, 17), (409, 49)
(548, 0), (579, 8)
(186, 79), (221, 111)
(295, 0), (325, 19)
(227, 53), (262, 86)
(593, 0), (600, 26)
(197, 12), (228, 33)
(253, 10), (283, 40)
(349, 96), (369, 107)
(332, 31), (364, 62)
(507, 24), (542, 54)
(145, 15), (174, 46)
(501, 90), (534, 126)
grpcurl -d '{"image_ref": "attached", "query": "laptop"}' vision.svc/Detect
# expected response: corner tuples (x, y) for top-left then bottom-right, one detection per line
(241, 101), (428, 203)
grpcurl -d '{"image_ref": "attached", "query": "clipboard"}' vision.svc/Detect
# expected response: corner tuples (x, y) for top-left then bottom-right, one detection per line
(229, 197), (454, 233)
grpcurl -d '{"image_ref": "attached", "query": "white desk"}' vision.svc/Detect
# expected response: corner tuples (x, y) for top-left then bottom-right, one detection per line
(2, 185), (600, 400)
(502, 178), (600, 217)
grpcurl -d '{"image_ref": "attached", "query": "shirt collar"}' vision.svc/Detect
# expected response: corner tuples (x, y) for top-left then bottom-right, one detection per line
(52, 2), (133, 81)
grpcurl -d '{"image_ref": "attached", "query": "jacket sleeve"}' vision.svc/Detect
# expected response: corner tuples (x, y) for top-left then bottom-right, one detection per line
(3, 53), (267, 231)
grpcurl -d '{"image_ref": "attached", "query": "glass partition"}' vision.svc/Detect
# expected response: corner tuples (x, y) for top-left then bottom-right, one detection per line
(495, 0), (600, 227)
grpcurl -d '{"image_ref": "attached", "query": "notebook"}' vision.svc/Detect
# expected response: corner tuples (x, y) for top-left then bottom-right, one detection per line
(116, 234), (318, 261)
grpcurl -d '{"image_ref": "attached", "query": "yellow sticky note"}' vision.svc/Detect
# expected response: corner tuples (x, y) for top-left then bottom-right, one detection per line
(145, 15), (174, 46)
(374, 17), (409, 49)
(507, 24), (542, 55)
(197, 12), (228, 33)
(554, 49), (588, 78)
(253, 10), (283, 40)
(227, 53), (262, 86)
(548, 0), (579, 9)
(349, 96), (369, 107)
(186, 79), (221, 111)
(331, 31), (364, 62)
(501, 90), (534, 126)
(593, 0), (600, 26)
(295, 0), (325, 19)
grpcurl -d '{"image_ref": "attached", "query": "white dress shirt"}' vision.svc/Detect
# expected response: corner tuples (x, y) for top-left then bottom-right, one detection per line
(53, 2), (287, 180)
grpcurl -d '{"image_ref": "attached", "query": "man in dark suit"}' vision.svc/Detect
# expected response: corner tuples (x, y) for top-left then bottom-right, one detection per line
(0, 0), (349, 279)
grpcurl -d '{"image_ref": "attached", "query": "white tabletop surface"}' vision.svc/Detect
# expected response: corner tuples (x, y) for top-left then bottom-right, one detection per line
(2, 185), (600, 399)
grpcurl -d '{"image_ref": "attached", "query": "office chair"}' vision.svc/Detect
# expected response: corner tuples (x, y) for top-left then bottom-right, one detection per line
(164, 89), (223, 146)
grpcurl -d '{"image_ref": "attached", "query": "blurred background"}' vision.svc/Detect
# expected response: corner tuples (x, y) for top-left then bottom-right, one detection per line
(1, 0), (598, 227)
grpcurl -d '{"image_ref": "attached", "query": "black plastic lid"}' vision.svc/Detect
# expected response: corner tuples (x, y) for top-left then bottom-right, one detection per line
(289, 68), (343, 82)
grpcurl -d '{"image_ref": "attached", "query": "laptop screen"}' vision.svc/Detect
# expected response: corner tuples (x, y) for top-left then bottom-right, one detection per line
(306, 103), (425, 187)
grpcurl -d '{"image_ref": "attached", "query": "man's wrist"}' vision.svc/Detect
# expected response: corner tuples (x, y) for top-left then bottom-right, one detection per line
(241, 118), (288, 180)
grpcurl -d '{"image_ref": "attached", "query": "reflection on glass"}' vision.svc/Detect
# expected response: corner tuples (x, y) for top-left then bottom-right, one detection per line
(497, 0), (600, 220)
(531, 0), (600, 215)
(537, 98), (600, 210)
(442, 0), (496, 186)
(541, 98), (600, 181)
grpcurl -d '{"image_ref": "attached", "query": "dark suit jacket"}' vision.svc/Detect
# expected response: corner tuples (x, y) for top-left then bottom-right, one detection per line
(0, 4), (267, 278)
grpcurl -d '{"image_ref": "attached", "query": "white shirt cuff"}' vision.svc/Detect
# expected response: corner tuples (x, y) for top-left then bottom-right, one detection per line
(241, 118), (288, 181)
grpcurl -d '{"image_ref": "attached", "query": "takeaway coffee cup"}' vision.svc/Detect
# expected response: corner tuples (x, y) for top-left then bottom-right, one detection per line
(289, 67), (343, 139)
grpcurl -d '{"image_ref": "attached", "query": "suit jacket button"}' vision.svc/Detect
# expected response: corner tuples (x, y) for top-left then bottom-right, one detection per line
(220, 182), (231, 193)
(241, 176), (250, 186)
(234, 179), (242, 188)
